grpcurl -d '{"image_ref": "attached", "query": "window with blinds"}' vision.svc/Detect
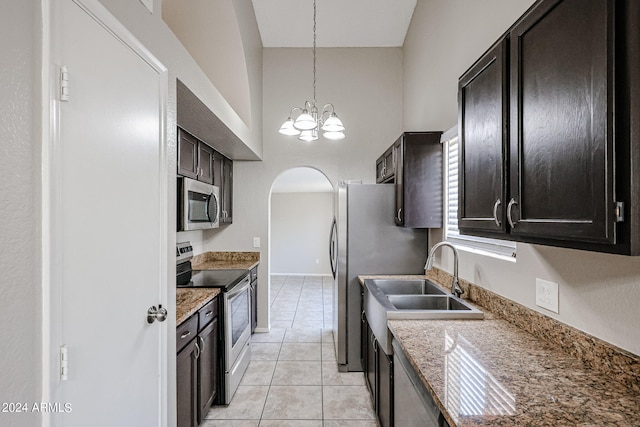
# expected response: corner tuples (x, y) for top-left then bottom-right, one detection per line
(443, 129), (516, 258)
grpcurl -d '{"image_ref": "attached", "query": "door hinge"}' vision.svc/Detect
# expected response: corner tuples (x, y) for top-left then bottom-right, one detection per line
(60, 345), (69, 381)
(60, 66), (70, 102)
(615, 202), (625, 222)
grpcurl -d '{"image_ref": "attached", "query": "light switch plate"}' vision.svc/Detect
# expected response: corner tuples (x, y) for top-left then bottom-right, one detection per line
(535, 278), (559, 313)
(253, 237), (260, 248)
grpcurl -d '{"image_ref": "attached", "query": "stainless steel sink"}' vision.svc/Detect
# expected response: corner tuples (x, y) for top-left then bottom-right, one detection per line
(387, 294), (471, 311)
(368, 279), (446, 295)
(363, 278), (484, 355)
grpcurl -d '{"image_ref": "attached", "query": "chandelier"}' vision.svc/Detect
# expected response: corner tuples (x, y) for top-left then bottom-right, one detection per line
(278, 0), (345, 141)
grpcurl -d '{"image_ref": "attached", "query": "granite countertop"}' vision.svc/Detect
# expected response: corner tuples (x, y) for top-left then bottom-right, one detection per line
(389, 319), (640, 426)
(191, 251), (260, 271)
(176, 251), (259, 325)
(359, 274), (640, 425)
(176, 288), (220, 325)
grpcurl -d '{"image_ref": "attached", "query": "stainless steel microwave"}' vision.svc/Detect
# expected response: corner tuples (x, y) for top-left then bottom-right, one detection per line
(178, 177), (220, 231)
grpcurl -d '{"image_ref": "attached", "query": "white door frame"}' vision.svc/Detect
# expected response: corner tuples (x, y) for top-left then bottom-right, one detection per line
(41, 0), (170, 425)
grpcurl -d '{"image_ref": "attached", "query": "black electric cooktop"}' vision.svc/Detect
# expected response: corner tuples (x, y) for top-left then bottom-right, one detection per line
(178, 268), (249, 291)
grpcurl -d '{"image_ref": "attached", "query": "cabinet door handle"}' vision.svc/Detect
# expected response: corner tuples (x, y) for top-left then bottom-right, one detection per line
(205, 310), (213, 318)
(507, 198), (517, 229)
(396, 208), (402, 222)
(180, 331), (192, 339)
(198, 336), (205, 352)
(194, 341), (201, 359)
(492, 199), (502, 227)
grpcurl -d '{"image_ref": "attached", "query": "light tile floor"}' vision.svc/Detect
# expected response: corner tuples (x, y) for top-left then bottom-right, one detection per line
(204, 275), (377, 427)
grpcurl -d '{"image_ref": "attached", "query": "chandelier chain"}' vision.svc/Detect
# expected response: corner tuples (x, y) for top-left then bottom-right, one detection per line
(313, 0), (317, 104)
(278, 0), (344, 141)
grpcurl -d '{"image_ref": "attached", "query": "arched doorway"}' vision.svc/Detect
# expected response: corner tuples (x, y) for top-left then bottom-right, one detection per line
(268, 167), (334, 329)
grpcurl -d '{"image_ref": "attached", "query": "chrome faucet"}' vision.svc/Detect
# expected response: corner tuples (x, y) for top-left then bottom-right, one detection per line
(425, 242), (464, 298)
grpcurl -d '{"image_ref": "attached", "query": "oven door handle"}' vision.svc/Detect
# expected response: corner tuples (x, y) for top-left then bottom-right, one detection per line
(226, 276), (251, 299)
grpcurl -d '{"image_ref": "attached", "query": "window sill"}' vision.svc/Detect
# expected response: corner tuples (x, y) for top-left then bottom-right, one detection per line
(447, 239), (517, 263)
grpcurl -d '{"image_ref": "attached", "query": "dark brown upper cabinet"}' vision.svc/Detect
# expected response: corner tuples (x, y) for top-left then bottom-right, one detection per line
(458, 39), (509, 236)
(212, 151), (233, 225)
(197, 143), (214, 185)
(177, 128), (214, 185)
(218, 157), (233, 225)
(376, 132), (442, 228)
(177, 128), (198, 180)
(509, 0), (613, 244)
(458, 0), (640, 255)
(376, 145), (397, 184)
(393, 132), (443, 228)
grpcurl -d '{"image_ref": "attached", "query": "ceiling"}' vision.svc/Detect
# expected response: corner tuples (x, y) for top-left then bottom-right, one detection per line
(252, 0), (418, 48)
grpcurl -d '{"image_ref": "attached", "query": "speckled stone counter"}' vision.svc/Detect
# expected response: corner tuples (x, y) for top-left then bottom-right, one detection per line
(389, 319), (640, 426)
(359, 273), (640, 425)
(176, 288), (220, 325)
(191, 251), (259, 270)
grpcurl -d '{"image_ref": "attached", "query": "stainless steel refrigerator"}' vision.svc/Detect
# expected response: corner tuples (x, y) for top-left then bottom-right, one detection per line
(330, 181), (430, 372)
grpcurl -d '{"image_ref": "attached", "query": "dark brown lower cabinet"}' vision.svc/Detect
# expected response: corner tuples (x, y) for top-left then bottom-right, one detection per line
(177, 340), (198, 427)
(362, 312), (393, 427)
(177, 296), (220, 427)
(377, 350), (393, 427)
(198, 318), (218, 421)
(364, 320), (376, 399)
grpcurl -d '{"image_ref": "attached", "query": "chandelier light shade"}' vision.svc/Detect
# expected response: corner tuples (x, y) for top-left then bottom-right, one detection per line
(278, 0), (346, 142)
(278, 117), (301, 136)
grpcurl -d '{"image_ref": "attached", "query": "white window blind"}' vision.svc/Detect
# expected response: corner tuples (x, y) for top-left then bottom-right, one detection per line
(443, 129), (516, 258)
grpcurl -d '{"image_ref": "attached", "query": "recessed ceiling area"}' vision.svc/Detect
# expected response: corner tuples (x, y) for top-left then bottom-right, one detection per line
(272, 167), (334, 193)
(252, 0), (418, 47)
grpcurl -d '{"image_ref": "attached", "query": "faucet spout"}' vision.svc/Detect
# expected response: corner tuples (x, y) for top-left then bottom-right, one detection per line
(424, 242), (463, 298)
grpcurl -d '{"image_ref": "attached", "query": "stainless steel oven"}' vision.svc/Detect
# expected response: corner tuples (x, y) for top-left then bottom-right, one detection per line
(223, 274), (252, 403)
(178, 177), (220, 231)
(176, 243), (252, 404)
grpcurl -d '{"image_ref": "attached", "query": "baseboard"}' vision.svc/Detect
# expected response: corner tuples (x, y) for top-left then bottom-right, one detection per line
(270, 273), (332, 277)
(253, 327), (270, 333)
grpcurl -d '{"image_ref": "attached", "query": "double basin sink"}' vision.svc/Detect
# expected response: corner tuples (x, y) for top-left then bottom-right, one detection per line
(363, 278), (483, 354)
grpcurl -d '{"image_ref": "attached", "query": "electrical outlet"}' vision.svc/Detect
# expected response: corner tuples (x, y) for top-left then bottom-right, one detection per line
(535, 278), (559, 313)
(253, 237), (260, 248)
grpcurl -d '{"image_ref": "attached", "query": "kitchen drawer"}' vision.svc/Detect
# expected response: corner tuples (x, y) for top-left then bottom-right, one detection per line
(250, 266), (258, 282)
(198, 298), (218, 331)
(176, 314), (198, 353)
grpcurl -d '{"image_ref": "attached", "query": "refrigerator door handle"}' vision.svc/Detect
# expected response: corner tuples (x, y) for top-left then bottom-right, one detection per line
(329, 218), (337, 279)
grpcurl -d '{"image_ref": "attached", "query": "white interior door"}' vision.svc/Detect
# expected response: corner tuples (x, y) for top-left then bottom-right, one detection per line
(50, 1), (168, 425)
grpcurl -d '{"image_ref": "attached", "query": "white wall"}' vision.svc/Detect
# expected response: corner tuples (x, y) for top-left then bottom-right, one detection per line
(163, 0), (253, 127)
(205, 47), (404, 329)
(271, 192), (333, 275)
(96, 0), (263, 158)
(0, 0), (262, 423)
(0, 1), (41, 425)
(403, 0), (640, 356)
